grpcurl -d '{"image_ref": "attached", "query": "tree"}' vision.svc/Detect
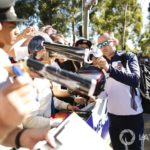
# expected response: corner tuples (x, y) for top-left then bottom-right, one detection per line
(15, 0), (148, 55)
(39, 0), (82, 35)
(91, 0), (143, 51)
(15, 0), (37, 26)
(139, 23), (150, 56)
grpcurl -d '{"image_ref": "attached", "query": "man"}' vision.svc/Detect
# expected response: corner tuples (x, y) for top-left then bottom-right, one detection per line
(0, 71), (55, 149)
(21, 35), (79, 130)
(93, 32), (144, 150)
(0, 4), (23, 61)
(0, 1), (56, 149)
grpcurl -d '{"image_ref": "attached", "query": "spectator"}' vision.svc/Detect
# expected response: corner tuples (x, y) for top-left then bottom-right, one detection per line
(50, 33), (68, 45)
(0, 59), (56, 149)
(93, 32), (144, 150)
(48, 34), (82, 105)
(40, 25), (57, 37)
(75, 38), (93, 66)
(0, 1), (56, 149)
(0, 6), (24, 61)
(75, 38), (92, 50)
(9, 26), (37, 61)
(22, 35), (80, 129)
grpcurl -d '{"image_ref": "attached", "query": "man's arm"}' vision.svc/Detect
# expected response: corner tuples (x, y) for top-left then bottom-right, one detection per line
(108, 53), (140, 87)
(2, 127), (56, 149)
(0, 71), (37, 142)
(1, 127), (21, 147)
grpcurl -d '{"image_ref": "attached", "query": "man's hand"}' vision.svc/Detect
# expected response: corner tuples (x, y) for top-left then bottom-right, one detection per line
(0, 74), (36, 128)
(93, 57), (109, 72)
(67, 104), (80, 111)
(20, 129), (56, 149)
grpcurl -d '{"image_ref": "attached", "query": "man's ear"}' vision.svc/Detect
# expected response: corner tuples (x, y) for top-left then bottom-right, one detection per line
(113, 38), (119, 46)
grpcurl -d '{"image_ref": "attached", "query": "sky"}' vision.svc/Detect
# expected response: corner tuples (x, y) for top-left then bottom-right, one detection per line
(126, 0), (149, 50)
(138, 0), (150, 32)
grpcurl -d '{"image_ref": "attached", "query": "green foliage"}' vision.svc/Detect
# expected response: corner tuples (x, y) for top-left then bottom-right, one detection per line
(92, 0), (143, 51)
(15, 0), (35, 18)
(139, 23), (150, 56)
(14, 0), (148, 54)
(39, 0), (82, 33)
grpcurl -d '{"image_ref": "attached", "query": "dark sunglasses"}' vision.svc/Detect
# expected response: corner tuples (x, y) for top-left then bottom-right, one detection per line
(97, 40), (110, 49)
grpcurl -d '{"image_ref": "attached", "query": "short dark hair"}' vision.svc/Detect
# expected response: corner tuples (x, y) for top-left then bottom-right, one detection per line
(28, 35), (45, 55)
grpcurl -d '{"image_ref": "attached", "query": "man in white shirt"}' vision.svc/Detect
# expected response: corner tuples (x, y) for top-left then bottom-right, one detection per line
(93, 32), (144, 150)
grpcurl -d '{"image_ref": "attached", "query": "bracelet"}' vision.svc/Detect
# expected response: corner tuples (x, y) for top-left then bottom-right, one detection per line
(15, 129), (26, 149)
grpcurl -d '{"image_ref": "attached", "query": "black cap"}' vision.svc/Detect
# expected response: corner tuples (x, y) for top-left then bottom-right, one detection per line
(0, 0), (15, 9)
(75, 39), (92, 49)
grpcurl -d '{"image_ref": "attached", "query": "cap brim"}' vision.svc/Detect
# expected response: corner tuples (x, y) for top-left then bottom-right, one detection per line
(0, 18), (27, 22)
(0, 6), (27, 22)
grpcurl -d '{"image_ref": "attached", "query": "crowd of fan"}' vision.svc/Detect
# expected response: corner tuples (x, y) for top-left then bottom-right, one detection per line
(0, 1), (97, 149)
(0, 1), (147, 150)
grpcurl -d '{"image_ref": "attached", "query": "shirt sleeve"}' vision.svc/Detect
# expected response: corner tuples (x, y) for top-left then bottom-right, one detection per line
(54, 97), (68, 110)
(109, 53), (140, 88)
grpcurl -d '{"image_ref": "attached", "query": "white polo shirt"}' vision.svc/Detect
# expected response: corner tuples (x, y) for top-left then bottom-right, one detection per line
(105, 59), (143, 116)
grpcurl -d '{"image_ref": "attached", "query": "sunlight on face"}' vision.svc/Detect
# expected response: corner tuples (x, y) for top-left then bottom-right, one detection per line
(0, 22), (18, 45)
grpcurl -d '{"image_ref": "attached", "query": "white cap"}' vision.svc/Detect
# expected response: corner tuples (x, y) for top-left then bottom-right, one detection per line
(0, 0), (15, 8)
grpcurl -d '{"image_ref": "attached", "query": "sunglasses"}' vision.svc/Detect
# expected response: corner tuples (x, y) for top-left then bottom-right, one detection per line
(97, 40), (110, 49)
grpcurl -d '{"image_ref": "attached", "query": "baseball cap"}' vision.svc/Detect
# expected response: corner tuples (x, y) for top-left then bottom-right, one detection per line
(0, 6), (26, 22)
(75, 39), (92, 49)
(0, 0), (15, 8)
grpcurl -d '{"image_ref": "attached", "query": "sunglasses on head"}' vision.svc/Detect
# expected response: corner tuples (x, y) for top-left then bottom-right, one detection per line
(97, 40), (110, 49)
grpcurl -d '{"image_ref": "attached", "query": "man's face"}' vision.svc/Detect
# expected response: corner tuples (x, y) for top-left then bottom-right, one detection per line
(97, 35), (115, 58)
(0, 22), (19, 46)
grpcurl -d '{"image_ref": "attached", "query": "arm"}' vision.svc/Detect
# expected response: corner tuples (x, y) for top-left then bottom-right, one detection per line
(108, 54), (140, 87)
(1, 127), (21, 147)
(52, 82), (70, 97)
(2, 127), (56, 149)
(95, 53), (140, 88)
(54, 97), (79, 111)
(54, 96), (69, 110)
(0, 73), (36, 141)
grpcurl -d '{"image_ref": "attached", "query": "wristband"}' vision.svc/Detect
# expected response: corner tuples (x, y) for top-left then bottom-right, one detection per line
(15, 129), (26, 149)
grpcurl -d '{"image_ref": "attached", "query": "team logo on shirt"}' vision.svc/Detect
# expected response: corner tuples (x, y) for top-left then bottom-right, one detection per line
(112, 61), (123, 70)
(117, 61), (123, 70)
